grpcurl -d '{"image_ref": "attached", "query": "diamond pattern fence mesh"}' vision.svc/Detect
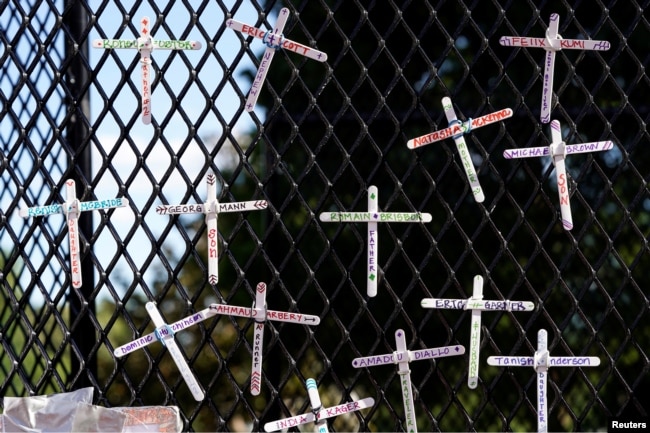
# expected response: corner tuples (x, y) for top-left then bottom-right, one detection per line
(1, 0), (649, 431)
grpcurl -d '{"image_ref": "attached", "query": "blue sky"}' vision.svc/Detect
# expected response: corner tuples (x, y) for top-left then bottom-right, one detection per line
(2, 1), (279, 301)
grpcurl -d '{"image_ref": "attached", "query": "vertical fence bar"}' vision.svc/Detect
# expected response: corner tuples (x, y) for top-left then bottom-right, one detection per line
(63, 0), (95, 390)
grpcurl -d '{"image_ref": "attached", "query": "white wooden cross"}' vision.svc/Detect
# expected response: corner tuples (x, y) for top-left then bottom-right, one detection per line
(19, 179), (128, 288)
(499, 13), (610, 123)
(407, 97), (513, 202)
(421, 275), (535, 389)
(156, 171), (267, 285)
(115, 282), (319, 396)
(226, 7), (328, 111)
(319, 185), (431, 297)
(263, 378), (374, 432)
(92, 16), (202, 124)
(487, 329), (600, 433)
(503, 119), (613, 230)
(351, 329), (465, 433)
(143, 302), (205, 401)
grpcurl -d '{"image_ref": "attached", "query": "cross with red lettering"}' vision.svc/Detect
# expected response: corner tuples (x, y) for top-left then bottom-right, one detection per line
(155, 171), (268, 285)
(92, 16), (202, 124)
(226, 7), (328, 112)
(499, 13), (610, 123)
(212, 282), (320, 395)
(503, 120), (613, 230)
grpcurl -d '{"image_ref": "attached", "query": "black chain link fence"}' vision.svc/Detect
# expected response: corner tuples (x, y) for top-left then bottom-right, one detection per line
(1, 0), (649, 431)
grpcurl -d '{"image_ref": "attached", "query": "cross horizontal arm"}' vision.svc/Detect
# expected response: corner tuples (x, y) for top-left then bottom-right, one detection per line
(92, 39), (202, 50)
(421, 298), (535, 311)
(319, 211), (432, 223)
(226, 18), (327, 62)
(407, 108), (513, 149)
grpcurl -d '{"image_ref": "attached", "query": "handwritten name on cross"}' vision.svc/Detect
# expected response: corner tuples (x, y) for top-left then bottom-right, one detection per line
(144, 302), (206, 401)
(408, 97), (513, 202)
(319, 185), (432, 297)
(487, 329), (600, 433)
(421, 275), (535, 389)
(19, 179), (128, 288)
(246, 282), (320, 395)
(116, 282), (320, 395)
(503, 119), (613, 230)
(92, 16), (202, 124)
(263, 378), (374, 432)
(226, 7), (328, 112)
(499, 13), (610, 123)
(352, 329), (465, 433)
(156, 171), (267, 285)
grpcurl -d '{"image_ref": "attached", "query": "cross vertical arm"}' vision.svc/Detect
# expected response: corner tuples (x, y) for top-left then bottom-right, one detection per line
(139, 17), (153, 124)
(394, 330), (418, 433)
(367, 185), (379, 297)
(205, 172), (219, 285)
(467, 275), (483, 389)
(306, 378), (329, 433)
(250, 282), (267, 396)
(442, 97), (485, 202)
(145, 302), (205, 401)
(245, 8), (289, 112)
(64, 179), (82, 288)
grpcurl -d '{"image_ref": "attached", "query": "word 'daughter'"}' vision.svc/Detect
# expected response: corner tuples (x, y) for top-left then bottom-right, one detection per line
(264, 378), (374, 432)
(421, 275), (535, 389)
(19, 179), (128, 288)
(407, 97), (513, 202)
(487, 329), (600, 433)
(499, 13), (610, 123)
(92, 16), (202, 124)
(226, 8), (327, 112)
(352, 329), (465, 433)
(156, 171), (267, 285)
(503, 120), (613, 230)
(319, 185), (432, 297)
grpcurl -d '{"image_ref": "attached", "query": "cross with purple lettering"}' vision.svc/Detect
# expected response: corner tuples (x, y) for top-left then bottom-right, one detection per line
(499, 13), (610, 123)
(226, 7), (328, 112)
(263, 378), (374, 432)
(487, 329), (600, 433)
(352, 329), (465, 433)
(421, 275), (535, 389)
(319, 185), (432, 297)
(19, 179), (128, 288)
(503, 120), (613, 230)
(156, 171), (267, 285)
(92, 16), (202, 124)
